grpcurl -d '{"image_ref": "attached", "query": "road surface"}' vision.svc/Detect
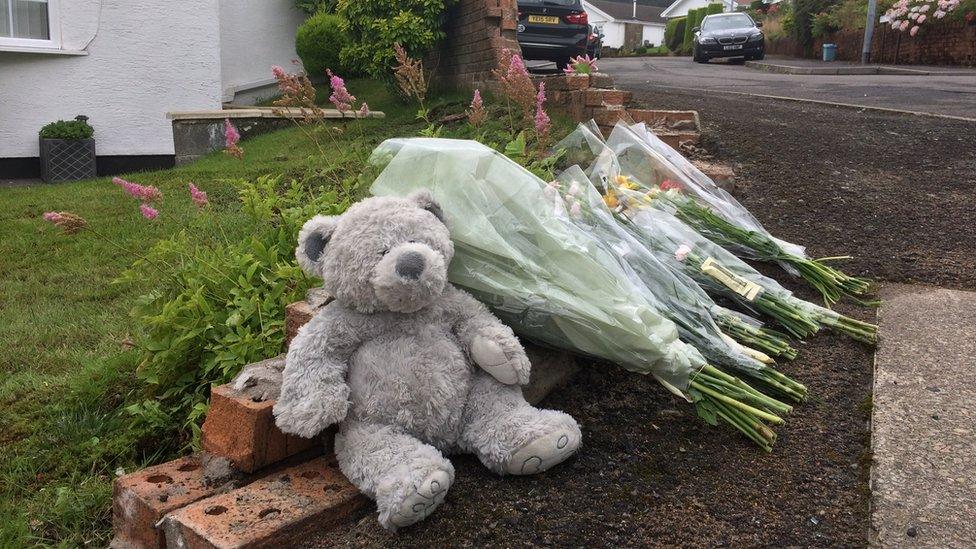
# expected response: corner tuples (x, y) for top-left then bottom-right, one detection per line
(598, 56), (976, 119)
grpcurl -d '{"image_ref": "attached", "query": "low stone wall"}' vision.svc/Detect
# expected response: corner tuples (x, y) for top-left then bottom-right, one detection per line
(167, 107), (384, 166)
(766, 21), (976, 66)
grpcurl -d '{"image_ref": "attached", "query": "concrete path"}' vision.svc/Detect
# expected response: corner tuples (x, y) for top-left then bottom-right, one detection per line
(871, 284), (976, 548)
(598, 56), (976, 119)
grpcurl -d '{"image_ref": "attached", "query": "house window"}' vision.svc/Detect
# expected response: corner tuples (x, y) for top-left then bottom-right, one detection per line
(0, 0), (60, 48)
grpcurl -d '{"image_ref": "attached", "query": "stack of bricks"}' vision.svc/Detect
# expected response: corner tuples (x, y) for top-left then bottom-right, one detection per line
(537, 72), (701, 149)
(111, 289), (579, 548)
(431, 0), (520, 89)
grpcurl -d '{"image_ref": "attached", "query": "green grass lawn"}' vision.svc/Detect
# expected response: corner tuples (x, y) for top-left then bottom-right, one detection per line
(0, 79), (471, 546)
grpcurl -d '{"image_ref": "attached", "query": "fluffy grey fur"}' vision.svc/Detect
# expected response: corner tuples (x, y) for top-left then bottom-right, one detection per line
(275, 190), (581, 530)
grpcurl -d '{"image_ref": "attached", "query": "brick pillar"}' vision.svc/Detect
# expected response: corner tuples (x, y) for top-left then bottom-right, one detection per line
(432, 0), (521, 89)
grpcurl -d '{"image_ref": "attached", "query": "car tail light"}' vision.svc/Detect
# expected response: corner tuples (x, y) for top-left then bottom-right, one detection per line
(563, 11), (588, 25)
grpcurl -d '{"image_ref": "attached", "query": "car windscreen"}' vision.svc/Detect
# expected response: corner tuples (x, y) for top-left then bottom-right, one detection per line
(519, 0), (581, 6)
(701, 14), (754, 31)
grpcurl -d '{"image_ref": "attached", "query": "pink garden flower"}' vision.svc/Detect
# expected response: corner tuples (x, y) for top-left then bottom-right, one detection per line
(113, 177), (162, 202)
(358, 102), (370, 118)
(188, 183), (209, 208)
(223, 119), (244, 159)
(569, 201), (582, 218)
(271, 65), (286, 79)
(910, 25), (920, 35)
(327, 69), (356, 112)
(42, 211), (87, 234)
(563, 54), (598, 75)
(467, 89), (486, 127)
(534, 82), (550, 138)
(140, 203), (159, 220)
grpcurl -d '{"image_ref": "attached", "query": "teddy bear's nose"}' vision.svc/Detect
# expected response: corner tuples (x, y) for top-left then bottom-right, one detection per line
(395, 251), (425, 280)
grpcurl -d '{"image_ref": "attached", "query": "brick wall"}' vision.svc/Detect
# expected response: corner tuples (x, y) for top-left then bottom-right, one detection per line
(430, 0), (521, 89)
(766, 22), (976, 66)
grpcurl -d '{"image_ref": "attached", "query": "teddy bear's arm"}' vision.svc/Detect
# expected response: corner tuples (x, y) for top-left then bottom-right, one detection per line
(446, 286), (531, 386)
(273, 305), (361, 438)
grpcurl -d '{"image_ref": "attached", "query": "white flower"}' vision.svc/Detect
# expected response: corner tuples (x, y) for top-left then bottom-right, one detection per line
(675, 244), (692, 262)
(569, 202), (582, 218)
(568, 182), (581, 196)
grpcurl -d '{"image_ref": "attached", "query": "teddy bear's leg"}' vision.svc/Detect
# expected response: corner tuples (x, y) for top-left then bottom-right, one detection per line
(335, 420), (454, 530)
(459, 372), (581, 476)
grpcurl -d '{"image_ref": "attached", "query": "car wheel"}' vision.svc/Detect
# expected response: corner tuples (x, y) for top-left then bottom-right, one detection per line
(556, 57), (572, 71)
(755, 50), (765, 60)
(693, 49), (708, 63)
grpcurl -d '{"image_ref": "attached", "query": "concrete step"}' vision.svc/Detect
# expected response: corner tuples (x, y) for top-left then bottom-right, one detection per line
(870, 283), (976, 547)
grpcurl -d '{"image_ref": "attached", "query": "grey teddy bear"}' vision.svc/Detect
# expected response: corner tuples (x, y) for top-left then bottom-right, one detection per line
(272, 190), (582, 530)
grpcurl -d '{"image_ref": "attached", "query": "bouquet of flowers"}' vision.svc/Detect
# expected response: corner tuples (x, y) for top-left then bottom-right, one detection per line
(370, 138), (793, 450)
(605, 122), (873, 306)
(554, 166), (806, 398)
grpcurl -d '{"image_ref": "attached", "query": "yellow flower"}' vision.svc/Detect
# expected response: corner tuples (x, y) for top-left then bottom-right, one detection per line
(603, 188), (618, 209)
(614, 174), (639, 190)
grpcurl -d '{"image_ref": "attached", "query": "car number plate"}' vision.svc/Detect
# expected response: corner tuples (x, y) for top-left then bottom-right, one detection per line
(528, 15), (560, 24)
(723, 45), (743, 50)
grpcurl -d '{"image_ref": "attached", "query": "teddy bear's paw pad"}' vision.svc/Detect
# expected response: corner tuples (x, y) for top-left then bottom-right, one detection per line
(505, 428), (581, 476)
(471, 336), (521, 385)
(389, 470), (452, 528)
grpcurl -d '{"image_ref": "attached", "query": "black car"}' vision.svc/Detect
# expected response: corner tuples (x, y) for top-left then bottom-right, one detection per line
(517, 0), (590, 70)
(692, 13), (765, 63)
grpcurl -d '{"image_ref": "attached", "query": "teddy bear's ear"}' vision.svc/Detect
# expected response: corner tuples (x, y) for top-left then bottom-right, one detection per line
(296, 215), (339, 277)
(408, 189), (446, 225)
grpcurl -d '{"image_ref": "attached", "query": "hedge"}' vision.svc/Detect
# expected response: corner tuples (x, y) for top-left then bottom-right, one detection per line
(665, 16), (687, 52)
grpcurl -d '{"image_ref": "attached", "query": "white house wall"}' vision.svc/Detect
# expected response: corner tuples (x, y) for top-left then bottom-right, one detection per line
(663, 0), (718, 18)
(643, 24), (665, 46)
(0, 0), (223, 159)
(218, 0), (306, 104)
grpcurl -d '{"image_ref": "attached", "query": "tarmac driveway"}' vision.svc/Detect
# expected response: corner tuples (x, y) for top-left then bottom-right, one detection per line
(598, 56), (976, 119)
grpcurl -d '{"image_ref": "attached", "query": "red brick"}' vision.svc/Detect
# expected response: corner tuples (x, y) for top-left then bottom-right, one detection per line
(564, 74), (591, 90)
(589, 72), (615, 89)
(111, 455), (216, 549)
(201, 384), (323, 473)
(693, 160), (736, 193)
(627, 108), (698, 127)
(284, 301), (316, 347)
(591, 107), (630, 127)
(583, 89), (632, 107)
(161, 457), (368, 548)
(655, 132), (700, 149)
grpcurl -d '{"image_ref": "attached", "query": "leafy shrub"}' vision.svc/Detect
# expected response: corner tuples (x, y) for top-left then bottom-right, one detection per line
(39, 117), (94, 139)
(706, 3), (724, 15)
(296, 12), (350, 77)
(295, 0), (335, 14)
(122, 176), (353, 443)
(337, 0), (458, 78)
(811, 11), (840, 37)
(683, 7), (707, 52)
(793, 0), (837, 54)
(666, 16), (687, 52)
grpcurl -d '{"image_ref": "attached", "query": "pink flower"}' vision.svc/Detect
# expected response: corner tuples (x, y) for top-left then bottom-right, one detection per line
(910, 24), (920, 35)
(113, 177), (162, 202)
(568, 181), (581, 196)
(934, 9), (946, 18)
(675, 244), (692, 262)
(901, 19), (911, 30)
(467, 89), (486, 127)
(140, 203), (159, 220)
(508, 53), (530, 80)
(223, 119), (244, 159)
(224, 119), (240, 149)
(534, 82), (550, 138)
(569, 201), (582, 218)
(327, 69), (356, 112)
(564, 54), (598, 75)
(42, 211), (87, 234)
(358, 102), (370, 117)
(43, 211), (62, 223)
(917, 14), (927, 23)
(188, 183), (209, 208)
(660, 179), (683, 192)
(271, 65), (286, 79)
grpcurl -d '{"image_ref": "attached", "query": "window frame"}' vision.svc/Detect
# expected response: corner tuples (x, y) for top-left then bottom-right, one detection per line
(0, 0), (62, 51)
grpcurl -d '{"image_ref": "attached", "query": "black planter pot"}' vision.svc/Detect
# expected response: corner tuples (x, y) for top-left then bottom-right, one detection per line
(39, 137), (96, 182)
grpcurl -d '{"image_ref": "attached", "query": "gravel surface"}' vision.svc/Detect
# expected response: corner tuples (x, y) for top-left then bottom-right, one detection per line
(309, 87), (975, 547)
